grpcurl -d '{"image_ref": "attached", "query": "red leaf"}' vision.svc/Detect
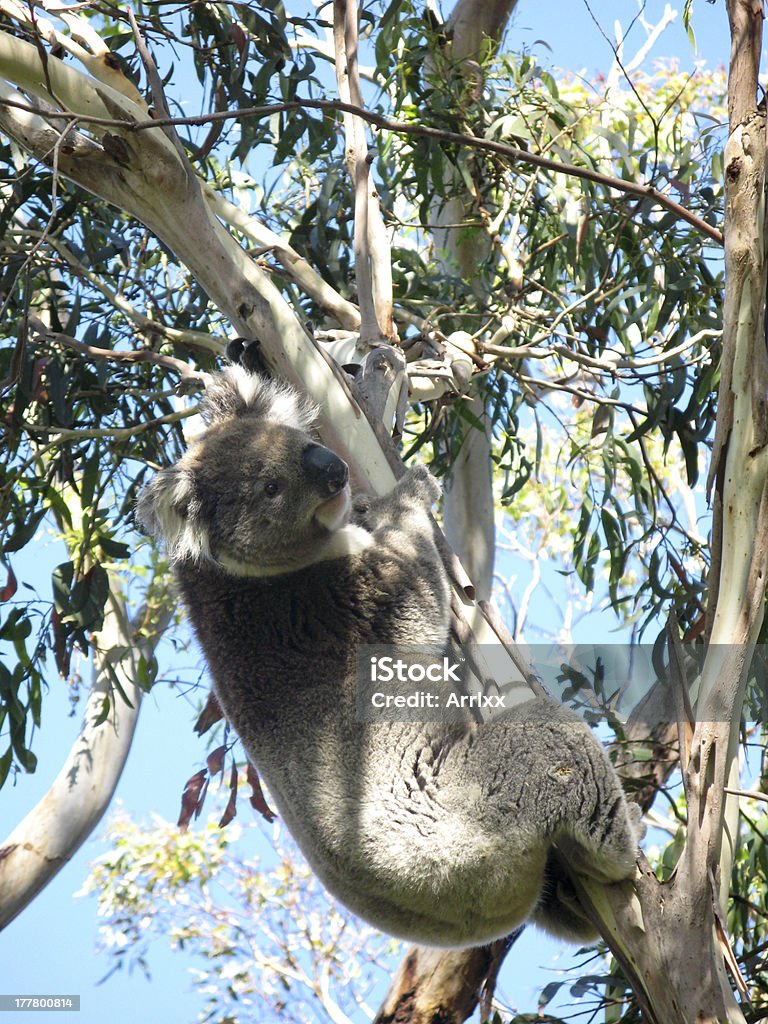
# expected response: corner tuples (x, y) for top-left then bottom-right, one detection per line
(0, 566), (17, 602)
(218, 763), (238, 828)
(30, 357), (50, 402)
(51, 609), (71, 678)
(178, 768), (208, 832)
(206, 743), (227, 777)
(247, 761), (276, 823)
(229, 23), (247, 57)
(194, 691), (224, 735)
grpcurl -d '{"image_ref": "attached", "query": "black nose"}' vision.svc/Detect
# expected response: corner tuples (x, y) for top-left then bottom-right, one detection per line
(302, 444), (349, 497)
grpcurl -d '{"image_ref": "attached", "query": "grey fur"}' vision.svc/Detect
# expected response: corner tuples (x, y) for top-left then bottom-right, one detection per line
(137, 370), (642, 947)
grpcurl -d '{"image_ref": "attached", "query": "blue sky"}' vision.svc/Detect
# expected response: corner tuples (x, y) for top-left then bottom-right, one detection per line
(0, 2), (735, 1022)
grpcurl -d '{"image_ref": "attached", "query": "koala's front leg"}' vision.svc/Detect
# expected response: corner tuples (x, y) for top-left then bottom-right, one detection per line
(352, 468), (447, 589)
(353, 467), (441, 535)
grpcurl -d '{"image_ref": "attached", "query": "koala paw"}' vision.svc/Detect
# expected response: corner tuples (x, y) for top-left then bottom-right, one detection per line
(351, 493), (373, 516)
(399, 466), (441, 508)
(350, 493), (375, 530)
(351, 468), (441, 531)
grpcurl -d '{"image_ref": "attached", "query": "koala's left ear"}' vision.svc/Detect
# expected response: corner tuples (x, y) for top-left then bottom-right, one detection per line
(136, 464), (210, 563)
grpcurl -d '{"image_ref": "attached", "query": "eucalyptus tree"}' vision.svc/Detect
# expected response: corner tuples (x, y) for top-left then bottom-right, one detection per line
(0, 1), (762, 1021)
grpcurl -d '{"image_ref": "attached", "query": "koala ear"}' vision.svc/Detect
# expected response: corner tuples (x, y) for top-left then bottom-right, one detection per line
(136, 464), (210, 563)
(202, 366), (318, 432)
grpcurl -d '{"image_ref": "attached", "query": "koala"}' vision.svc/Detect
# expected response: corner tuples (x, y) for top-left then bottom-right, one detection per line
(137, 366), (642, 948)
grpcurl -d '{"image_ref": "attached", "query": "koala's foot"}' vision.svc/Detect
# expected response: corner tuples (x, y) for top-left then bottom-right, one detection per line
(549, 886), (598, 942)
(558, 799), (642, 885)
(532, 857), (600, 942)
(351, 493), (374, 523)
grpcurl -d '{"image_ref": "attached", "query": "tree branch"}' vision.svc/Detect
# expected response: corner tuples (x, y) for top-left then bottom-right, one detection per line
(332, 1), (394, 342)
(38, 327), (208, 382)
(0, 581), (172, 929)
(0, 79), (723, 244)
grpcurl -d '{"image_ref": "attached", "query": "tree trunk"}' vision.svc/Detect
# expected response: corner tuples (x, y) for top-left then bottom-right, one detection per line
(374, 940), (515, 1024)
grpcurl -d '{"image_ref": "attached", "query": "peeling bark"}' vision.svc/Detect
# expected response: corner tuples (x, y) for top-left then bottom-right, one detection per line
(333, 0), (394, 344)
(373, 940), (515, 1024)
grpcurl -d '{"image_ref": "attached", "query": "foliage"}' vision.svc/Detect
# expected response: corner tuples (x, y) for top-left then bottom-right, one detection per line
(80, 807), (401, 1024)
(0, 0), (742, 1019)
(494, 403), (706, 641)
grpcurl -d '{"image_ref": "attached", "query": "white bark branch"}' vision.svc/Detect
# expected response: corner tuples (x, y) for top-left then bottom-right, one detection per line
(442, 393), (495, 602)
(332, 0), (394, 343)
(206, 189), (362, 331)
(427, 0), (513, 603)
(0, 586), (171, 929)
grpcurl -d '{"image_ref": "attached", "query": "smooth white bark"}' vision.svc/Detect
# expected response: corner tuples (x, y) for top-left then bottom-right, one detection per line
(0, 589), (170, 929)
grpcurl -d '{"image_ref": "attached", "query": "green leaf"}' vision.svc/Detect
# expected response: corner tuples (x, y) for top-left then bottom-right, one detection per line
(0, 747), (12, 788)
(4, 507), (47, 553)
(98, 536), (132, 560)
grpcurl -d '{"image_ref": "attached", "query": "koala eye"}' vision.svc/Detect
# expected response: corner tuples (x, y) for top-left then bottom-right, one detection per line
(263, 480), (281, 498)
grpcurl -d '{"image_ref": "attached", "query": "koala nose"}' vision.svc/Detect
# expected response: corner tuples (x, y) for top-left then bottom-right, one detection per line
(302, 444), (349, 497)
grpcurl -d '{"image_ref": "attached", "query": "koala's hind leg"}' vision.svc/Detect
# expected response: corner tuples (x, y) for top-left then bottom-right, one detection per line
(517, 702), (642, 941)
(533, 797), (643, 942)
(549, 717), (642, 884)
(508, 700), (642, 885)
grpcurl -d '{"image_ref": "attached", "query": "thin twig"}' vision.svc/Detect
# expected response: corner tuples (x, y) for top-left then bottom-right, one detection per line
(41, 329), (208, 383)
(17, 408), (196, 475)
(724, 787), (768, 804)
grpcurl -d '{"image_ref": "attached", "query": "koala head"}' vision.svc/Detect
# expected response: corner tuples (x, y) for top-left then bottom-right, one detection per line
(137, 368), (356, 575)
